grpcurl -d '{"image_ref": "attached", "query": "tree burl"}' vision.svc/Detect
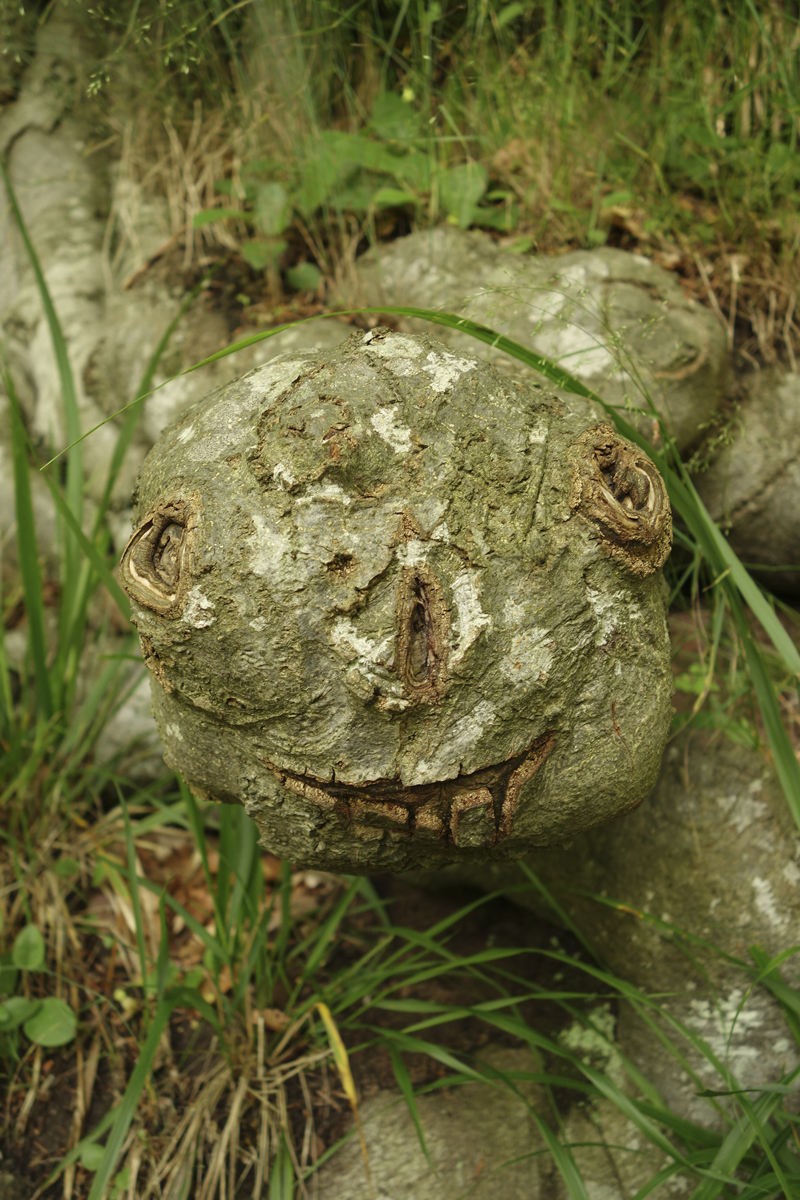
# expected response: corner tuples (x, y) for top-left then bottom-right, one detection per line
(120, 329), (673, 872)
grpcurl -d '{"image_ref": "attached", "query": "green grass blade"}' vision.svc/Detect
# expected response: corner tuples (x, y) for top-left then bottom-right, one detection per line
(119, 790), (150, 1004)
(687, 1090), (785, 1200)
(94, 270), (214, 536)
(85, 986), (218, 1200)
(0, 349), (53, 720)
(36, 454), (131, 620)
(0, 159), (83, 605)
(180, 782), (229, 955)
(529, 1111), (592, 1200)
(386, 1045), (433, 1168)
(294, 878), (361, 995)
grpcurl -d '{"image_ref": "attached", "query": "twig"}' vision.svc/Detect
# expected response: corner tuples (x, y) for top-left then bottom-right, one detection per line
(693, 252), (727, 331)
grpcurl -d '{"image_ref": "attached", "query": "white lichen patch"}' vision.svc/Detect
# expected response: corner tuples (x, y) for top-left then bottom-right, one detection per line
(528, 420), (548, 444)
(420, 350), (476, 393)
(183, 585), (216, 628)
(409, 699), (498, 785)
(685, 988), (769, 1075)
(431, 521), (450, 543)
(558, 1004), (625, 1089)
(249, 616), (268, 631)
(782, 862), (800, 887)
(450, 570), (492, 666)
(273, 461), (296, 489)
(396, 539), (429, 568)
(295, 482), (352, 505)
(500, 626), (554, 686)
(716, 790), (768, 835)
(164, 721), (184, 743)
(330, 618), (393, 668)
(752, 876), (789, 928)
(248, 514), (292, 577)
(363, 334), (423, 378)
(370, 407), (413, 454)
(586, 586), (640, 646)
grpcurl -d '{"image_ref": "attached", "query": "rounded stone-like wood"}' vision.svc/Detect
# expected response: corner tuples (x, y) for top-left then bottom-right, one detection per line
(120, 329), (673, 872)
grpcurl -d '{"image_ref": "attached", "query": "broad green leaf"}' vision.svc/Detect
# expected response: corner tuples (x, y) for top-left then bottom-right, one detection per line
(439, 162), (488, 229)
(24, 996), (77, 1046)
(391, 152), (431, 191)
(0, 996), (39, 1030)
(294, 138), (342, 214)
(254, 183), (290, 237)
(192, 207), (249, 228)
(373, 186), (418, 209)
(80, 1144), (106, 1171)
(241, 238), (286, 270)
(473, 202), (520, 232)
(0, 953), (18, 998)
(12, 923), (45, 971)
(371, 91), (419, 142)
(286, 262), (322, 292)
(497, 2), (526, 27)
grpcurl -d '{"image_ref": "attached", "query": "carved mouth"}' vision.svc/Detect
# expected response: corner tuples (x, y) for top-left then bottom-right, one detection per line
(265, 732), (555, 849)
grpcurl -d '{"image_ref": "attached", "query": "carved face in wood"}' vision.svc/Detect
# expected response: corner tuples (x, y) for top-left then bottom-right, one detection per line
(121, 330), (672, 873)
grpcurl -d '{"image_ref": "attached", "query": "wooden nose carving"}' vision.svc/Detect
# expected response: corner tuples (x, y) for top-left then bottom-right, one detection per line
(396, 568), (449, 703)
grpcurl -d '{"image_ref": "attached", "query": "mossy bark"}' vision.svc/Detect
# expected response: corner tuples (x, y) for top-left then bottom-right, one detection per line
(121, 330), (673, 873)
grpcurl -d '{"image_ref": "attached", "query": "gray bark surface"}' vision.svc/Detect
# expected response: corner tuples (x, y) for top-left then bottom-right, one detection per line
(121, 330), (673, 873)
(341, 227), (730, 452)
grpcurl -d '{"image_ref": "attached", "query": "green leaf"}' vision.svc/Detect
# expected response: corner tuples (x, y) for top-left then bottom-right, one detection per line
(439, 162), (488, 229)
(285, 263), (322, 292)
(254, 183), (290, 237)
(497, 2), (526, 28)
(0, 953), (18, 998)
(12, 923), (45, 971)
(0, 997), (39, 1031)
(24, 996), (77, 1046)
(371, 91), (419, 142)
(472, 202), (520, 232)
(328, 180), (378, 213)
(192, 207), (249, 228)
(241, 238), (286, 270)
(80, 1144), (106, 1171)
(372, 185), (418, 210)
(294, 139), (342, 214)
(390, 152), (431, 191)
(53, 856), (81, 880)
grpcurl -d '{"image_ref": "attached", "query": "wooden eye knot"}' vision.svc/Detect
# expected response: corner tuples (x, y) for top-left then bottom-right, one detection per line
(120, 502), (193, 614)
(569, 425), (672, 577)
